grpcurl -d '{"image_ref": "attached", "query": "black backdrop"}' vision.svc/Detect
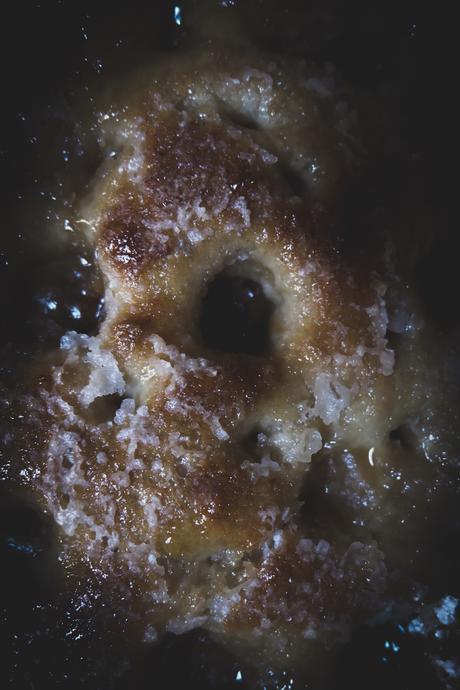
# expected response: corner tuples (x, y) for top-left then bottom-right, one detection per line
(0, 2), (458, 689)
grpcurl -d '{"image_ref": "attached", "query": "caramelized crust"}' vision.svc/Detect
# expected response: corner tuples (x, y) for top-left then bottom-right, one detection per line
(21, 50), (458, 680)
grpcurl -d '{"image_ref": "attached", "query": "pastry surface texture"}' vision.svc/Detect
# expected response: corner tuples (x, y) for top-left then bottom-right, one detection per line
(28, 52), (456, 675)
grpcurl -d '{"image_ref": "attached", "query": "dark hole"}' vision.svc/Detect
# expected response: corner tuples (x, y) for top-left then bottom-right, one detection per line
(300, 459), (345, 535)
(240, 426), (263, 460)
(389, 424), (415, 450)
(62, 455), (73, 469)
(84, 393), (125, 425)
(299, 450), (371, 542)
(385, 328), (401, 353)
(59, 493), (70, 509)
(199, 274), (275, 356)
(238, 424), (282, 464)
(277, 158), (307, 197)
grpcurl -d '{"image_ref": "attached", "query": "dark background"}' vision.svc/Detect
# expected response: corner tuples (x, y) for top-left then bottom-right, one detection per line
(0, 1), (458, 689)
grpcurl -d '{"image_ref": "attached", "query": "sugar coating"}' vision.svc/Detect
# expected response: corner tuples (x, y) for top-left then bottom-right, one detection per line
(20, 51), (460, 678)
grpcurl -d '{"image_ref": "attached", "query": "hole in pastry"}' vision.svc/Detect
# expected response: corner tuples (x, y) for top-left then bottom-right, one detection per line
(62, 454), (73, 470)
(389, 424), (416, 450)
(84, 394), (125, 425)
(300, 462), (342, 534)
(199, 272), (275, 356)
(299, 449), (372, 541)
(240, 425), (264, 462)
(277, 158), (307, 197)
(59, 493), (70, 509)
(239, 424), (280, 464)
(384, 327), (400, 352)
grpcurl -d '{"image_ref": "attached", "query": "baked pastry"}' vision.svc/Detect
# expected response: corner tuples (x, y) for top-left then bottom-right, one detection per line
(10, 50), (459, 686)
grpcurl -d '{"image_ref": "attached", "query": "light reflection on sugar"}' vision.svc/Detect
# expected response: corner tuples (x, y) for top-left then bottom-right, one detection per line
(174, 6), (182, 27)
(368, 447), (375, 466)
(435, 596), (459, 626)
(408, 618), (424, 634)
(7, 538), (36, 556)
(40, 298), (58, 312)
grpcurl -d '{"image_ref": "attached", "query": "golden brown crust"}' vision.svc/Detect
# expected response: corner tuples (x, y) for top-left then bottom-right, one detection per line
(23, 49), (453, 678)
